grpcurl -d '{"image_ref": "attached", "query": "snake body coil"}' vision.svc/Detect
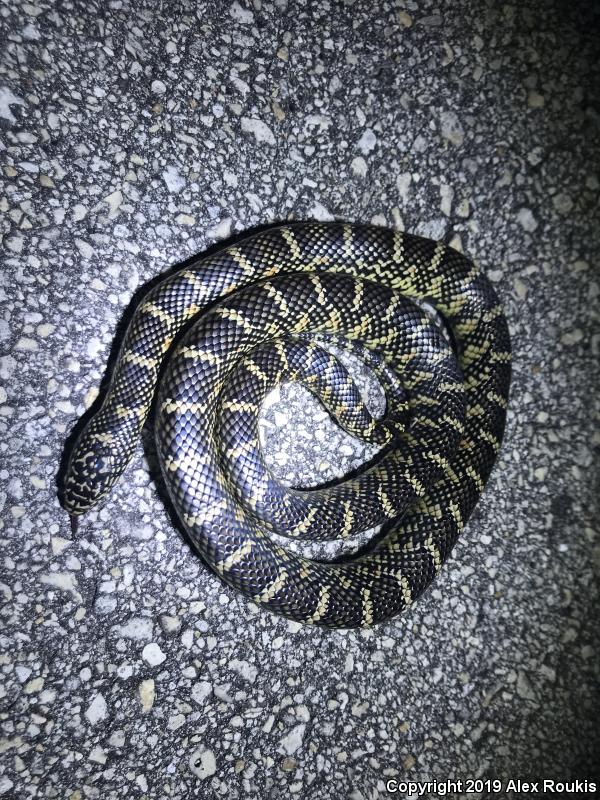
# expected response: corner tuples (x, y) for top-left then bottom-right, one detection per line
(62, 222), (511, 628)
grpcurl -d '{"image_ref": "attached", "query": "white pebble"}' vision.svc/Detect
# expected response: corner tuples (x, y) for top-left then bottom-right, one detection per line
(167, 713), (185, 730)
(208, 217), (232, 240)
(142, 642), (166, 666)
(274, 411), (289, 427)
(280, 723), (306, 755)
(85, 693), (107, 725)
(36, 323), (54, 337)
(89, 746), (107, 764)
(309, 201), (334, 221)
(191, 681), (212, 704)
(552, 193), (573, 214)
(351, 156), (367, 177)
(229, 658), (258, 683)
(241, 117), (276, 145)
(189, 747), (217, 779)
(0, 85), (26, 124)
(139, 678), (155, 712)
(40, 571), (79, 597)
(229, 1), (254, 24)
(112, 617), (153, 641)
(24, 676), (44, 694)
(73, 203), (88, 221)
(175, 213), (195, 225)
(103, 189), (123, 215)
(160, 615), (181, 633)
(15, 337), (38, 351)
(439, 110), (465, 146)
(357, 128), (377, 154)
(516, 207), (538, 232)
(162, 165), (186, 193)
(86, 336), (103, 358)
(75, 238), (94, 259)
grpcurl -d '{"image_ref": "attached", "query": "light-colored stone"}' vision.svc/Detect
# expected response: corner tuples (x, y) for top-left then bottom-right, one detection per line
(241, 117), (276, 145)
(142, 643), (166, 666)
(280, 723), (306, 755)
(139, 679), (155, 712)
(85, 693), (107, 725)
(189, 747), (217, 779)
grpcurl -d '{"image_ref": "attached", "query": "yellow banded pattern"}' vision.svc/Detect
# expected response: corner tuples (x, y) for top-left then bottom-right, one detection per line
(61, 222), (511, 628)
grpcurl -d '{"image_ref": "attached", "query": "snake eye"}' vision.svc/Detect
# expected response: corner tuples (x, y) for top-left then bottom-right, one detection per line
(86, 452), (113, 476)
(76, 450), (113, 477)
(94, 455), (110, 474)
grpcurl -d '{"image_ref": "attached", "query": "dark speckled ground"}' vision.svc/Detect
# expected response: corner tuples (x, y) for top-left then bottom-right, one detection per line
(1, 1), (599, 798)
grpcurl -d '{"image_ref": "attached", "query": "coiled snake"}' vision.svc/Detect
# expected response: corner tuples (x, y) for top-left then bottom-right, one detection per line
(62, 222), (510, 628)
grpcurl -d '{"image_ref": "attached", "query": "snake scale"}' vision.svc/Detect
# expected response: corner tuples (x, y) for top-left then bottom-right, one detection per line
(62, 222), (511, 628)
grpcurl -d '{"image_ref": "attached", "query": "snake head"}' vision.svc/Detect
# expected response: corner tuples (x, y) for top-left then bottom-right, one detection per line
(61, 429), (118, 517)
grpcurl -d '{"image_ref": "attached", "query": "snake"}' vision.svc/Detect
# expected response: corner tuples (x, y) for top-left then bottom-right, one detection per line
(61, 222), (511, 628)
